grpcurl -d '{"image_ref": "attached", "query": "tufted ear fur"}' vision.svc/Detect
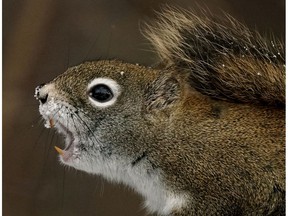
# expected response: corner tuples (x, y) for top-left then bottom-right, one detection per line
(144, 75), (181, 112)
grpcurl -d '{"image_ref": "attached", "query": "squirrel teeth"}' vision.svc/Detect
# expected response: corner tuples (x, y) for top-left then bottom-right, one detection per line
(44, 117), (54, 128)
(54, 146), (64, 155)
(49, 118), (54, 128)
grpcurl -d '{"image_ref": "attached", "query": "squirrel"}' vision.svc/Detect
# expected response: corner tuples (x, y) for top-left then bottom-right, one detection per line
(35, 7), (285, 216)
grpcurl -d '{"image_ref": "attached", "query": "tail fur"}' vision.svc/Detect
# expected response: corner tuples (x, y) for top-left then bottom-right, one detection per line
(145, 7), (285, 107)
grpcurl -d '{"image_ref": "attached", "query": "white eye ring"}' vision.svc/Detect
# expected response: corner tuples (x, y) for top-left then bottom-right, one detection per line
(87, 78), (121, 108)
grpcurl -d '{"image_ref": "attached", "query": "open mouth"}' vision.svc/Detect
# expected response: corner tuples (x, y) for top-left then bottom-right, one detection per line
(48, 118), (78, 162)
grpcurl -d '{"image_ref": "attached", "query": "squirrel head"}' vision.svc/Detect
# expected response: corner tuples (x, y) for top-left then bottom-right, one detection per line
(35, 60), (184, 175)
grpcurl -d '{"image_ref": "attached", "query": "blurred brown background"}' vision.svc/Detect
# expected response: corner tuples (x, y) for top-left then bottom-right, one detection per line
(3, 0), (284, 216)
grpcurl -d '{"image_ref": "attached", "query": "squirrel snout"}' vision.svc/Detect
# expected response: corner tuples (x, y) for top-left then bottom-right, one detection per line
(35, 83), (49, 104)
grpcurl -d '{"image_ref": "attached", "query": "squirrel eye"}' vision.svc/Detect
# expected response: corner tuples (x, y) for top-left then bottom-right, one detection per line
(87, 78), (121, 108)
(88, 84), (113, 102)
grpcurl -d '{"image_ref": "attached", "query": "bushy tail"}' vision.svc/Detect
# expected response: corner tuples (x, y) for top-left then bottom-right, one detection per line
(145, 7), (285, 107)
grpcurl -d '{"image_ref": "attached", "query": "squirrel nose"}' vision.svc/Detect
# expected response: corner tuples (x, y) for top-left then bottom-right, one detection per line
(35, 83), (49, 104)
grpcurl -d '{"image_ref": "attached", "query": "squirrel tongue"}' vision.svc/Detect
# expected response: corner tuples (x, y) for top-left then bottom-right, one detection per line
(54, 146), (64, 155)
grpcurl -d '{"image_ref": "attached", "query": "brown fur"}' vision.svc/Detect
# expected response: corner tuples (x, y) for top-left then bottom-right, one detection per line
(36, 7), (285, 216)
(145, 7), (285, 107)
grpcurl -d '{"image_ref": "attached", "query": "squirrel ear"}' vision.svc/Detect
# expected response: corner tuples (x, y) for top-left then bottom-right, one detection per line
(144, 75), (180, 112)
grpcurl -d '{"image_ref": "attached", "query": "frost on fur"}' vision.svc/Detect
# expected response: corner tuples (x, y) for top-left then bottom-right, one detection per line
(144, 7), (285, 107)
